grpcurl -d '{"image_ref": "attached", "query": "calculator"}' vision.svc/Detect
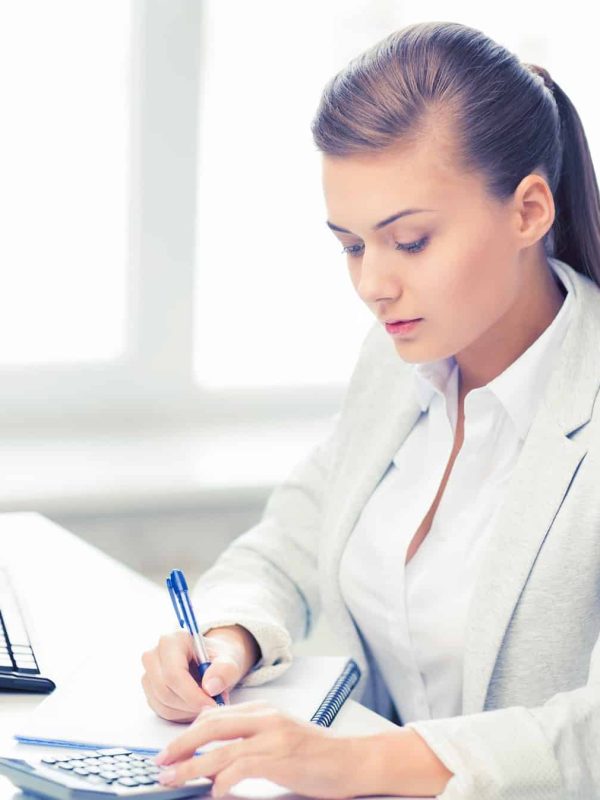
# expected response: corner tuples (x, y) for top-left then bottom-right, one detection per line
(0, 747), (212, 799)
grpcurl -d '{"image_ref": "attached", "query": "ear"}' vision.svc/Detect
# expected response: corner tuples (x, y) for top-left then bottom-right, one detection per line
(511, 171), (555, 247)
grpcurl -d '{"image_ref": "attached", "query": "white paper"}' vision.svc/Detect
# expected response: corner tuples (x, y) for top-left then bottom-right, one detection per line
(13, 653), (355, 754)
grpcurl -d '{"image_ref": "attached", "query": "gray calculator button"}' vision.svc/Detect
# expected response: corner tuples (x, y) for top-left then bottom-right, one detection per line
(97, 748), (131, 757)
(41, 757), (58, 765)
(73, 767), (90, 776)
(117, 777), (141, 787)
(58, 762), (75, 770)
(99, 771), (120, 781)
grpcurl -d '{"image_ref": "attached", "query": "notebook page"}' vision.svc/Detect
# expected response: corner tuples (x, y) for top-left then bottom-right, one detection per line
(13, 653), (354, 754)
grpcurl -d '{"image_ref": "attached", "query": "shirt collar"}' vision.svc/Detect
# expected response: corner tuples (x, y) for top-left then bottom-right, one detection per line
(411, 257), (576, 442)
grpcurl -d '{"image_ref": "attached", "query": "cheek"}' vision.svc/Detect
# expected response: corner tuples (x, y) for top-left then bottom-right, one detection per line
(436, 226), (514, 318)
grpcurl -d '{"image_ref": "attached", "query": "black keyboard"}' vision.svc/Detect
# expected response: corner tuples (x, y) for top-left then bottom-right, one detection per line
(0, 566), (56, 692)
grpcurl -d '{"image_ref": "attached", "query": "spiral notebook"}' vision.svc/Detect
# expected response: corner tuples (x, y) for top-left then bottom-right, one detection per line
(13, 654), (361, 755)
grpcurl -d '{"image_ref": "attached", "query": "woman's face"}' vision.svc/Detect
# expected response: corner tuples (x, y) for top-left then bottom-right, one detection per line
(321, 134), (541, 367)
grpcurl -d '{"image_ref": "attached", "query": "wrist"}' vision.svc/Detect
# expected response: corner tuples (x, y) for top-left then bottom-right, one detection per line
(205, 624), (262, 676)
(359, 729), (454, 797)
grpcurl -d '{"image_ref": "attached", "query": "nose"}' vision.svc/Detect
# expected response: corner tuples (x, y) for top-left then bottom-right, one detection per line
(354, 250), (402, 305)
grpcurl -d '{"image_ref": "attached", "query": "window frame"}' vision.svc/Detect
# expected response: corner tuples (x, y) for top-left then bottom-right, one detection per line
(0, 0), (345, 432)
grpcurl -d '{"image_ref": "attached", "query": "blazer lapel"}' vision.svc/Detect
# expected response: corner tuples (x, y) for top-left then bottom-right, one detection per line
(462, 262), (600, 714)
(319, 337), (423, 683)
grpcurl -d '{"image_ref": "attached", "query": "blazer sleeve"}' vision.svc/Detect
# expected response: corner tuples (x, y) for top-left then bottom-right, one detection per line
(190, 408), (341, 688)
(403, 634), (600, 798)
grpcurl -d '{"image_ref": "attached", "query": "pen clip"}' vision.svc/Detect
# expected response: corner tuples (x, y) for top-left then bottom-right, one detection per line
(166, 576), (185, 629)
(168, 570), (194, 634)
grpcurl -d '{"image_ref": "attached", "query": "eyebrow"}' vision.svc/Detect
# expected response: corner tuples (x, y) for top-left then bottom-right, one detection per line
(326, 208), (435, 234)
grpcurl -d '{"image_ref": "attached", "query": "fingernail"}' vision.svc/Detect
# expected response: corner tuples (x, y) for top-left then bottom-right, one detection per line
(204, 677), (224, 696)
(158, 768), (177, 784)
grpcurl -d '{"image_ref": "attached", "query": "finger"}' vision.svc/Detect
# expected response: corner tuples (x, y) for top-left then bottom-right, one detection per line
(200, 653), (243, 698)
(159, 748), (265, 792)
(141, 650), (201, 718)
(155, 705), (276, 765)
(140, 672), (190, 722)
(157, 739), (249, 787)
(192, 699), (272, 725)
(211, 756), (265, 797)
(158, 632), (216, 710)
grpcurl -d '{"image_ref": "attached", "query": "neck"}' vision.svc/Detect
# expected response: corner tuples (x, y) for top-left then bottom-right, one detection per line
(456, 255), (566, 398)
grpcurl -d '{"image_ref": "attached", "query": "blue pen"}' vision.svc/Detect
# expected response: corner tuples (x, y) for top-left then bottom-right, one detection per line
(166, 568), (226, 706)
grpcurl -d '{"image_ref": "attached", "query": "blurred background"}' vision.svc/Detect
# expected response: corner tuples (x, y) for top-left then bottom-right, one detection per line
(1, 0), (597, 655)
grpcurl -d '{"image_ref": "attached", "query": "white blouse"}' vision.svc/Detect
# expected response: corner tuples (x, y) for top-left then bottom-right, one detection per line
(339, 257), (575, 724)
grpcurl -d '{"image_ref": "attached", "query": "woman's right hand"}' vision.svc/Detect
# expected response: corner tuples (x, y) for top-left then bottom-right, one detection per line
(140, 624), (261, 723)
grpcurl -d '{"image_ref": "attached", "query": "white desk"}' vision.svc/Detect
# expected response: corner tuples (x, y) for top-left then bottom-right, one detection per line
(0, 512), (413, 800)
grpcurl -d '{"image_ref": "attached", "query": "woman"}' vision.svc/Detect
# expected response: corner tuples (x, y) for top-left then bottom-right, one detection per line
(140, 21), (600, 799)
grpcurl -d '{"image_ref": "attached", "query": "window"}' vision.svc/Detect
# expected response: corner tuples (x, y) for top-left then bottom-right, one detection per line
(0, 3), (130, 366)
(3, 1), (595, 426)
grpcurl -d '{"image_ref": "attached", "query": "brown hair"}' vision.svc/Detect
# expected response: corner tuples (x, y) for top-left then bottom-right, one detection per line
(310, 21), (600, 286)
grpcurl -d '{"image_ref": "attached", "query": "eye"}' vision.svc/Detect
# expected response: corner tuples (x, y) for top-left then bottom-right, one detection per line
(341, 236), (429, 258)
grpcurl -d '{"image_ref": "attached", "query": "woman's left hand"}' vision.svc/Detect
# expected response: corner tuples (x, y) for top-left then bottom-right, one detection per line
(153, 699), (370, 799)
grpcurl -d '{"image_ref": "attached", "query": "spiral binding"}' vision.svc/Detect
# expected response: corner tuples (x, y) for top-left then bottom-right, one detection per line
(310, 659), (361, 727)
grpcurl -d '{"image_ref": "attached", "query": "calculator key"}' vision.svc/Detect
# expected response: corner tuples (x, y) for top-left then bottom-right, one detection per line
(57, 762), (76, 770)
(99, 771), (120, 781)
(97, 748), (131, 756)
(73, 767), (90, 776)
(117, 777), (141, 787)
(41, 757), (58, 765)
(86, 775), (107, 785)
(113, 755), (131, 763)
(136, 776), (158, 785)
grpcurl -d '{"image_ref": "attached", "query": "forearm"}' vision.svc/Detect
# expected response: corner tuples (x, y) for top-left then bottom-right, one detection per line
(359, 728), (454, 797)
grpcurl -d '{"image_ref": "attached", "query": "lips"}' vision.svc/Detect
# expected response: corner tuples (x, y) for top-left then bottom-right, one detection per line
(385, 318), (422, 336)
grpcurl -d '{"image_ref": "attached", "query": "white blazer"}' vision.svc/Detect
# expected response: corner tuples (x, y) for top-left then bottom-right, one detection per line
(192, 256), (600, 799)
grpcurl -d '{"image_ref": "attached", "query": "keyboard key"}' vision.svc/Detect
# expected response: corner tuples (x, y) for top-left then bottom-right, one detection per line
(97, 748), (131, 756)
